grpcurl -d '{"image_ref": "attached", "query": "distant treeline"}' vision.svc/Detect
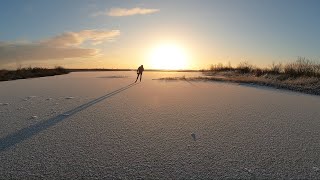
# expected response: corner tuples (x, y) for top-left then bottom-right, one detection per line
(68, 68), (134, 72)
(0, 67), (201, 81)
(68, 69), (200, 72)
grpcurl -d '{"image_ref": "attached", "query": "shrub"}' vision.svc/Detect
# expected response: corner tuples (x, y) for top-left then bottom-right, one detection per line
(283, 57), (318, 77)
(252, 68), (264, 77)
(268, 62), (282, 74)
(209, 62), (233, 72)
(55, 66), (69, 73)
(236, 61), (253, 74)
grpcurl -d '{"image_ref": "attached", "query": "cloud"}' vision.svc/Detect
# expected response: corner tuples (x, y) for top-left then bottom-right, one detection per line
(92, 7), (159, 17)
(0, 43), (98, 64)
(0, 30), (120, 64)
(43, 30), (120, 46)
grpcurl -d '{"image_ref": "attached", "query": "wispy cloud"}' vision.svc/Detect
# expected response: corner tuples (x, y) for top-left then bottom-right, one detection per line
(92, 7), (160, 17)
(0, 30), (120, 64)
(43, 30), (120, 46)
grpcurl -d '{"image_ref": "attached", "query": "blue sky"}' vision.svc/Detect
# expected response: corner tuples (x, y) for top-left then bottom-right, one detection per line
(1, 0), (320, 69)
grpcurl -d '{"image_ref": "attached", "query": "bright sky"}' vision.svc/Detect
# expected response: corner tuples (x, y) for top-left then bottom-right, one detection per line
(1, 0), (320, 70)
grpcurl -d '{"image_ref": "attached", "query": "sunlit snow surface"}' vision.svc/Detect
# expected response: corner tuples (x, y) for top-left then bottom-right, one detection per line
(1, 71), (320, 179)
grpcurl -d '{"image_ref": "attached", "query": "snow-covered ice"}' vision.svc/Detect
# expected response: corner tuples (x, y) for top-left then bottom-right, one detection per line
(1, 71), (320, 179)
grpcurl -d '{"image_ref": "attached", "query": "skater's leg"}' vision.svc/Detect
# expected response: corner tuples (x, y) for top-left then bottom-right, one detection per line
(135, 74), (139, 82)
(140, 73), (142, 82)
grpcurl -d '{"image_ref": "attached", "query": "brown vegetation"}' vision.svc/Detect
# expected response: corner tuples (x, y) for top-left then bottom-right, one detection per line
(208, 57), (320, 78)
(0, 66), (69, 81)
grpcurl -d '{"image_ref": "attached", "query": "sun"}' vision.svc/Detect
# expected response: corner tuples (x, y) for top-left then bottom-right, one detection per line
(149, 43), (188, 70)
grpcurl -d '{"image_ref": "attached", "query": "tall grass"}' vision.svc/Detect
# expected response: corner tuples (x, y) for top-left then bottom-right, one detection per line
(210, 62), (233, 71)
(283, 57), (320, 77)
(209, 57), (320, 78)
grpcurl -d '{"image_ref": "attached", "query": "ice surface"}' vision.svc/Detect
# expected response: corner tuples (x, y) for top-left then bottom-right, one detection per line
(1, 71), (320, 179)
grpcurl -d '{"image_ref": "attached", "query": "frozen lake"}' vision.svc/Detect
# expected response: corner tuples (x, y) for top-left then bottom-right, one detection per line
(1, 71), (320, 179)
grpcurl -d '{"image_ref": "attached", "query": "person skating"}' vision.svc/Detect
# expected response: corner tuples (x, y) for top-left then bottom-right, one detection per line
(135, 65), (144, 82)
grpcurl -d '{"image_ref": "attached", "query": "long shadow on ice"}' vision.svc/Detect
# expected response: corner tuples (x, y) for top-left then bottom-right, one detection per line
(0, 82), (137, 152)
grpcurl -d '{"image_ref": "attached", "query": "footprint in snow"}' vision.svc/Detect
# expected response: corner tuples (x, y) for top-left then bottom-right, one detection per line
(65, 97), (74, 99)
(0, 103), (9, 106)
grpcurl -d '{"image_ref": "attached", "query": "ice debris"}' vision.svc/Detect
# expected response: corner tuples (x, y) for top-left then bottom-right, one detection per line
(244, 167), (254, 174)
(313, 167), (320, 172)
(191, 133), (196, 141)
(23, 96), (37, 101)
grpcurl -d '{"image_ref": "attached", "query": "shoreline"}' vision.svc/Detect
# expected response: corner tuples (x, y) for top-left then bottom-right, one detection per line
(0, 67), (69, 81)
(0, 69), (200, 82)
(155, 73), (320, 96)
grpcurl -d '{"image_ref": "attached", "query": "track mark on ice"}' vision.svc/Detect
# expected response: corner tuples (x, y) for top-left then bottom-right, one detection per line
(0, 82), (137, 152)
